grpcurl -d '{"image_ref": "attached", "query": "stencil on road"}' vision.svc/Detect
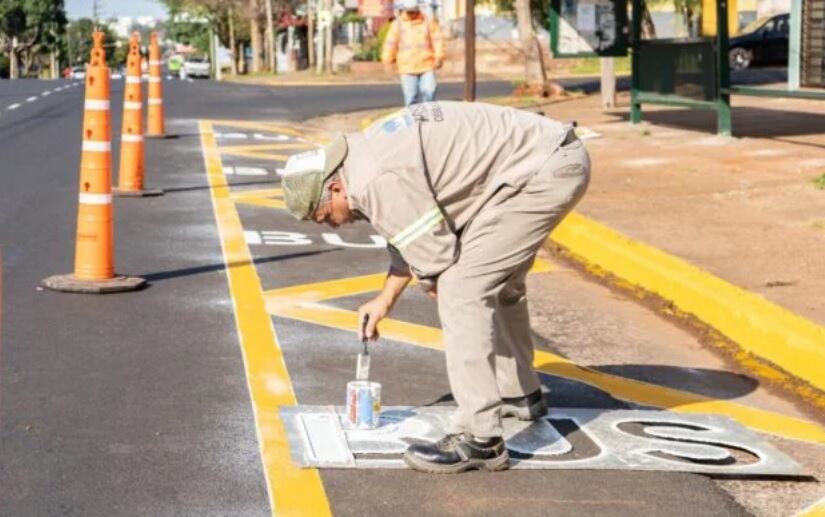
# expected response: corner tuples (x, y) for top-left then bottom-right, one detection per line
(282, 406), (803, 476)
(244, 230), (387, 248)
(223, 166), (269, 176)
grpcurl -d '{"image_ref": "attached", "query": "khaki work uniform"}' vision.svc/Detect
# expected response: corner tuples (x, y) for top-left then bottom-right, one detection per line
(342, 101), (590, 438)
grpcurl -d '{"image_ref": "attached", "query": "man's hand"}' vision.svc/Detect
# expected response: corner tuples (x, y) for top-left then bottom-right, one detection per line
(358, 295), (392, 341)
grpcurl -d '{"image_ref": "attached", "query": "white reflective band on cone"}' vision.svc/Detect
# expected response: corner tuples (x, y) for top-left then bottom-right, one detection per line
(148, 99), (163, 105)
(121, 134), (144, 142)
(124, 101), (142, 110)
(126, 76), (141, 84)
(82, 141), (111, 152)
(149, 60), (162, 66)
(78, 193), (112, 205)
(84, 100), (110, 111)
(149, 77), (161, 83)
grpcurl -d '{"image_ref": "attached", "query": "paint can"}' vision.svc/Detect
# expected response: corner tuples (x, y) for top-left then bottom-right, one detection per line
(345, 380), (381, 429)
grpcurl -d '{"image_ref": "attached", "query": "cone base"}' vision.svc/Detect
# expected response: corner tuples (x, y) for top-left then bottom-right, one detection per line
(41, 273), (146, 294)
(113, 187), (165, 197)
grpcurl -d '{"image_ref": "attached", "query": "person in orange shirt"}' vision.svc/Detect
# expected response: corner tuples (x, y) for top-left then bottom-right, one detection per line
(381, 0), (445, 106)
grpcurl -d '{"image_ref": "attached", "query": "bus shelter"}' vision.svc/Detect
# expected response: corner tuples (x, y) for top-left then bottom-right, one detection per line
(550, 0), (825, 135)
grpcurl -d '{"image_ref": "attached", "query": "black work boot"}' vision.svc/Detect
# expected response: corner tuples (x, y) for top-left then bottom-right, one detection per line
(501, 390), (548, 420)
(403, 433), (510, 474)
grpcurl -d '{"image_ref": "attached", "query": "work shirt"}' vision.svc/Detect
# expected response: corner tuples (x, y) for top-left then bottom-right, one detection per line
(381, 12), (444, 75)
(341, 101), (569, 282)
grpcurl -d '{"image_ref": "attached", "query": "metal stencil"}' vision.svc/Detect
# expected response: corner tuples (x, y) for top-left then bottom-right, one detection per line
(280, 406), (804, 476)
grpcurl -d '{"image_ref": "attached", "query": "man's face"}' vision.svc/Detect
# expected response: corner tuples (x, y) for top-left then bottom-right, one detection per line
(312, 180), (354, 228)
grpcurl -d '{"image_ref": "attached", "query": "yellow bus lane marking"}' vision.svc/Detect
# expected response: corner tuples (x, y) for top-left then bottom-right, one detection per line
(199, 121), (332, 517)
(261, 273), (825, 446)
(231, 188), (286, 210)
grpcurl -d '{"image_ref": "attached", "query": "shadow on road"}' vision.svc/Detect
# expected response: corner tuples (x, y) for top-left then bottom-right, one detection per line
(140, 249), (337, 282)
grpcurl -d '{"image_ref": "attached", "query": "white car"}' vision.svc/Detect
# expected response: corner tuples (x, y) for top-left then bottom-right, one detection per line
(70, 66), (86, 80)
(181, 56), (210, 79)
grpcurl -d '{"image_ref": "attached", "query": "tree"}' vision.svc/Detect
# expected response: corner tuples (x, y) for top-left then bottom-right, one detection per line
(0, 0), (67, 77)
(64, 18), (121, 67)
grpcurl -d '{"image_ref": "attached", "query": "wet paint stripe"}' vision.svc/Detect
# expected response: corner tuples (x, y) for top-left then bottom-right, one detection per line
(261, 272), (825, 445)
(550, 212), (825, 399)
(198, 121), (331, 517)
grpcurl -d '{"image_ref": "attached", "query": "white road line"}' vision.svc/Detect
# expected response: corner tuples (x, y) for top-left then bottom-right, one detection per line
(186, 78), (194, 83)
(41, 91), (51, 96)
(7, 103), (20, 110)
(26, 96), (37, 102)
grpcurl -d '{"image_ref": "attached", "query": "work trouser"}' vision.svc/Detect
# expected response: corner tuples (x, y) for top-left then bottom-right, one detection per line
(437, 133), (590, 439)
(400, 71), (437, 106)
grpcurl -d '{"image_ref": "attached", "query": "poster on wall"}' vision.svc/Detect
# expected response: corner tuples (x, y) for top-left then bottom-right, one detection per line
(550, 0), (628, 57)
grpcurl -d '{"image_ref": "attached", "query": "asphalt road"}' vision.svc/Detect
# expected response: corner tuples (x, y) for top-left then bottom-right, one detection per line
(0, 74), (795, 516)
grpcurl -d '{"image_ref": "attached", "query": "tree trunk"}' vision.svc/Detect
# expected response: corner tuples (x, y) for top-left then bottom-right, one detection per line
(229, 9), (239, 75)
(514, 0), (545, 93)
(249, 0), (262, 73)
(10, 37), (18, 79)
(264, 0), (276, 72)
(324, 0), (333, 73)
(640, 0), (656, 38)
(307, 1), (315, 69)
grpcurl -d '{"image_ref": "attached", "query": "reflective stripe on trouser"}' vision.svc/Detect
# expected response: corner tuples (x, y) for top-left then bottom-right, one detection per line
(438, 138), (591, 439)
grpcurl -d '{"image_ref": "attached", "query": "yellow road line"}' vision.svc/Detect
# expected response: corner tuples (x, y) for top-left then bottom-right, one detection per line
(231, 188), (286, 210)
(207, 119), (305, 137)
(796, 496), (825, 517)
(199, 121), (331, 517)
(550, 212), (825, 399)
(262, 273), (825, 445)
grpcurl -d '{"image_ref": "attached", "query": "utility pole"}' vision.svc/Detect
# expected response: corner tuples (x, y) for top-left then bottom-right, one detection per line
(265, 0), (276, 72)
(600, 57), (616, 109)
(93, 0), (100, 25)
(463, 0), (475, 101)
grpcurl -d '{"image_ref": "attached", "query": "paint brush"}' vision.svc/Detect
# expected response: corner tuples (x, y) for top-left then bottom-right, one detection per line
(356, 315), (370, 381)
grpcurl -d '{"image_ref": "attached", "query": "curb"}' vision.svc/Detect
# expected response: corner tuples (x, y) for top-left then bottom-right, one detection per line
(221, 72), (630, 89)
(549, 212), (825, 396)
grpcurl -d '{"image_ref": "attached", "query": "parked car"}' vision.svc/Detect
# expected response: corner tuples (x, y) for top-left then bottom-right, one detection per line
(729, 13), (789, 70)
(181, 56), (210, 79)
(70, 66), (86, 80)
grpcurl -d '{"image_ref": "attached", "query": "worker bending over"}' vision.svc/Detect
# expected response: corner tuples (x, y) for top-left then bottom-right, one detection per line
(282, 101), (590, 473)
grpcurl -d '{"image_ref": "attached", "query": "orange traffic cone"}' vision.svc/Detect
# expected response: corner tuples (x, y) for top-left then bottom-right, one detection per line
(114, 32), (163, 197)
(42, 32), (145, 294)
(145, 32), (166, 139)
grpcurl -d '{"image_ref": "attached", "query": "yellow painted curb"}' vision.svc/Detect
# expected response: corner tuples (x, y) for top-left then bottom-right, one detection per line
(550, 212), (825, 395)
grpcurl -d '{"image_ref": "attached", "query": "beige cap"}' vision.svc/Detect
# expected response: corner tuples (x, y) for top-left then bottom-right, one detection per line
(281, 134), (348, 220)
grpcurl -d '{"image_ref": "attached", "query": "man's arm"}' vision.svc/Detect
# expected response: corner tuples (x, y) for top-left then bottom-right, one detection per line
(357, 267), (412, 341)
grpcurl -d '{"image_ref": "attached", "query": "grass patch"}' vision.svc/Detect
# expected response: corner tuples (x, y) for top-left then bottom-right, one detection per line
(812, 173), (825, 190)
(569, 56), (631, 76)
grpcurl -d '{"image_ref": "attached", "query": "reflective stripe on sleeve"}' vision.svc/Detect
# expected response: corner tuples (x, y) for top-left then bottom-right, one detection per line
(389, 207), (444, 249)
